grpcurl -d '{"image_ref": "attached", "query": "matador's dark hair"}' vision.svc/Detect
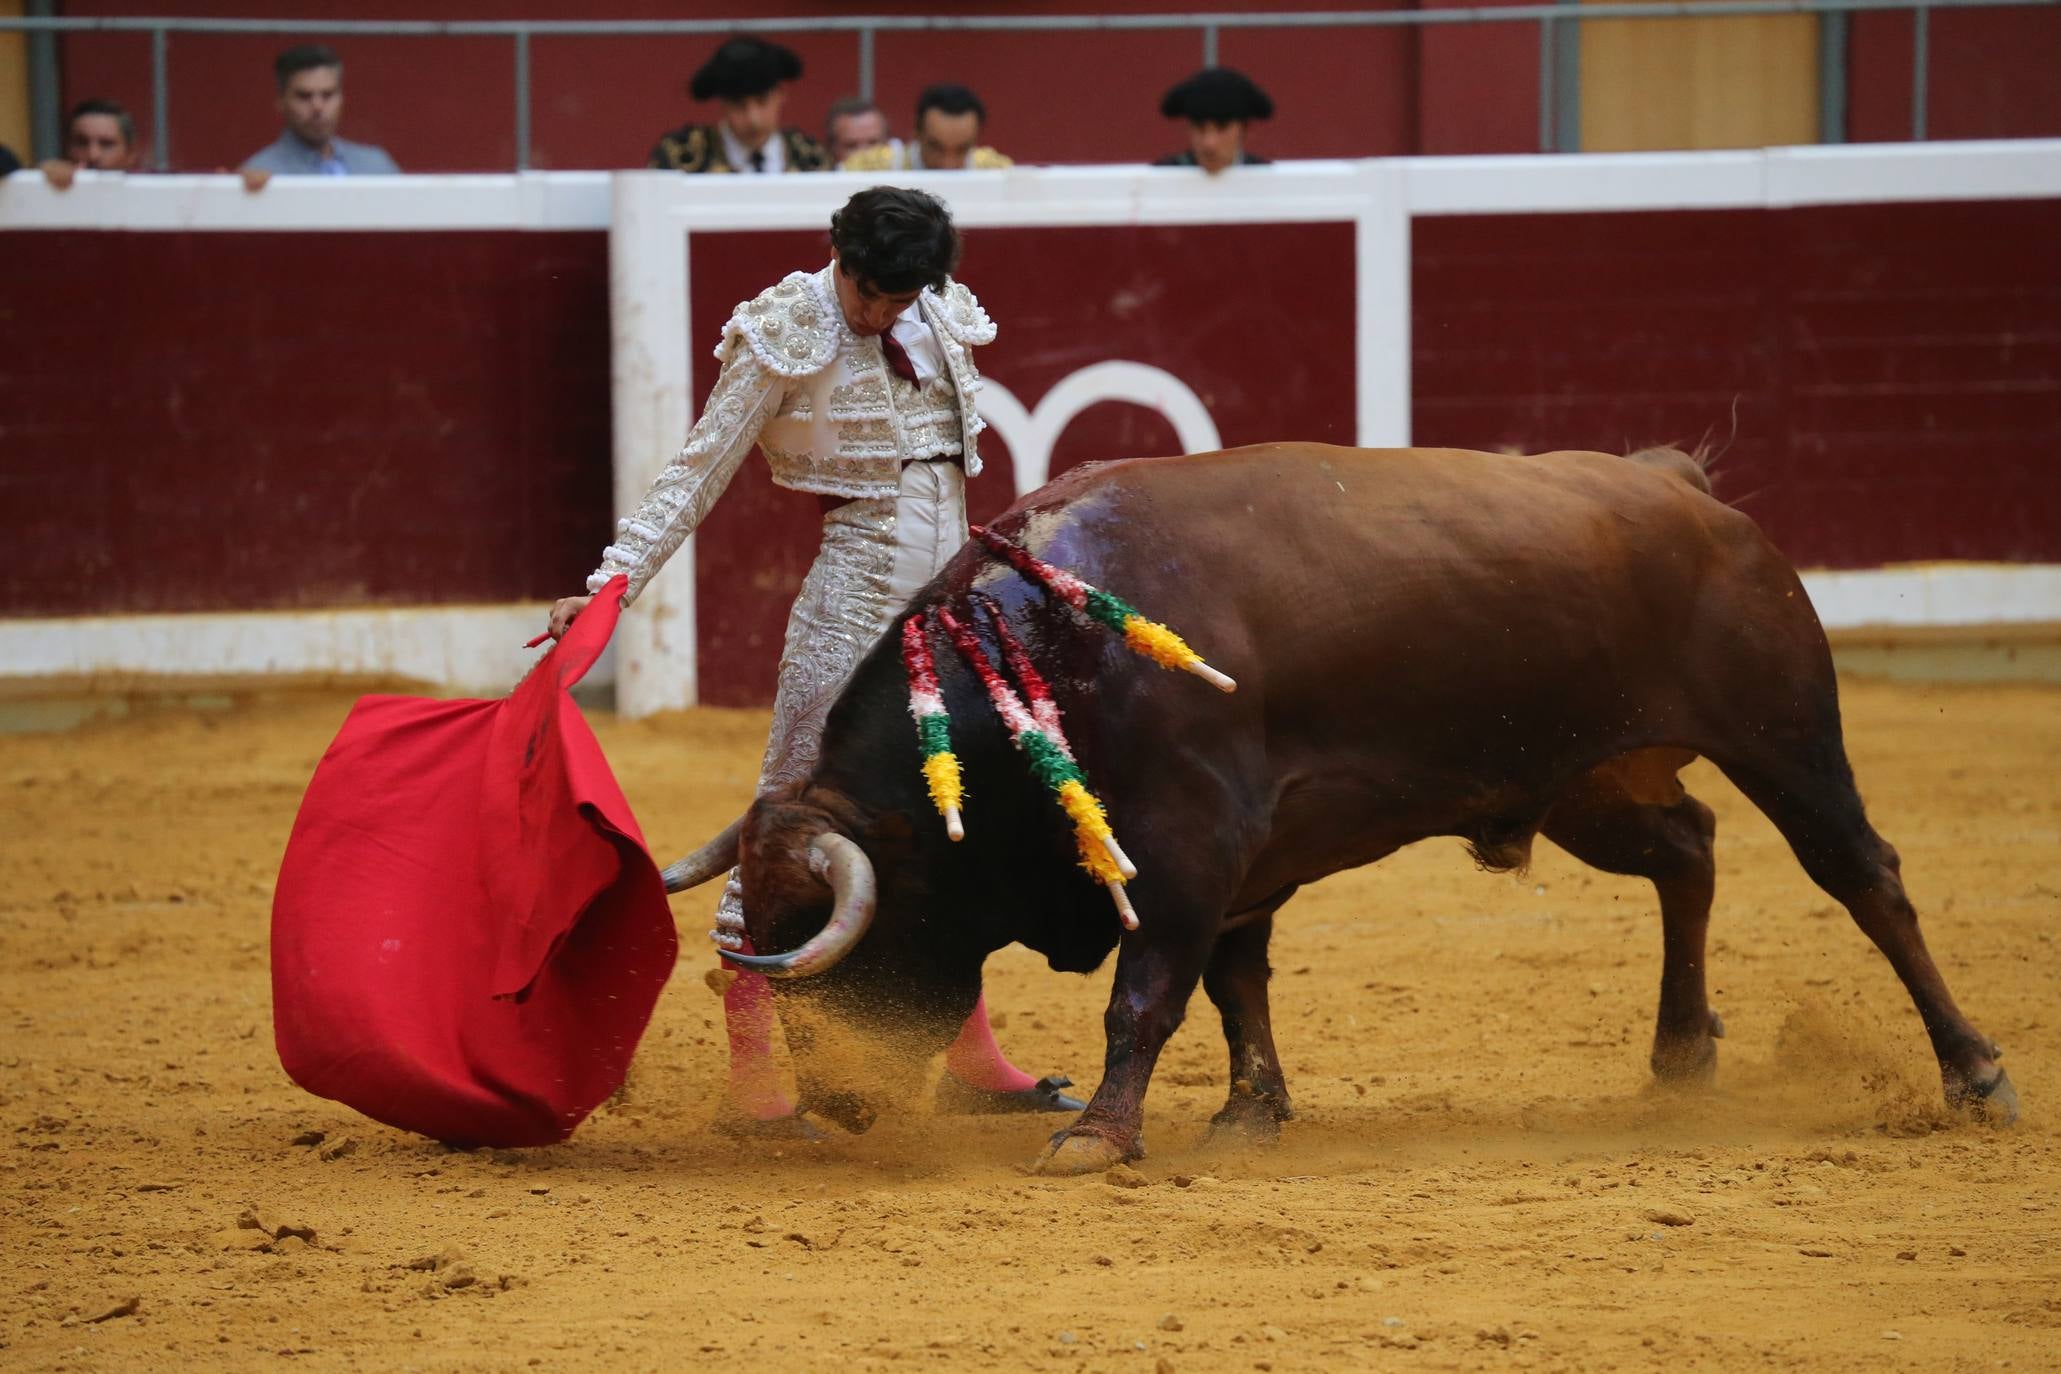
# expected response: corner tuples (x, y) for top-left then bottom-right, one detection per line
(829, 186), (962, 295)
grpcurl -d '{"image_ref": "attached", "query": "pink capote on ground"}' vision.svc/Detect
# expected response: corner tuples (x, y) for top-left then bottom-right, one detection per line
(271, 578), (677, 1147)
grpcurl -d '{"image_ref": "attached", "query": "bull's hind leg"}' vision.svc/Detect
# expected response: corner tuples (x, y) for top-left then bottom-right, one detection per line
(1202, 891), (1298, 1144)
(1542, 751), (1724, 1084)
(1714, 734), (2017, 1123)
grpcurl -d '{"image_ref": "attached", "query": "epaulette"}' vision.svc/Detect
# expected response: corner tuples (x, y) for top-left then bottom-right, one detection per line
(782, 129), (833, 172)
(838, 143), (897, 173)
(723, 271), (839, 376)
(926, 279), (998, 347)
(649, 124), (718, 173)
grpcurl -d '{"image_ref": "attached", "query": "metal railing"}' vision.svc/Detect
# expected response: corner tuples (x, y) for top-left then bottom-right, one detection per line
(7, 2), (2056, 171)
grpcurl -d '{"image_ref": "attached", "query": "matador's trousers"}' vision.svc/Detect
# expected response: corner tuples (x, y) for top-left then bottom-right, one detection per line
(711, 457), (967, 947)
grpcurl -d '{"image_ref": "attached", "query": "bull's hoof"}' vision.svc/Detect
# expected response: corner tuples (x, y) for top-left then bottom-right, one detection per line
(1650, 1036), (1718, 1086)
(1650, 1012), (1724, 1086)
(1203, 1109), (1283, 1149)
(1031, 1129), (1140, 1177)
(1949, 1068), (2020, 1127)
(1204, 1089), (1291, 1148)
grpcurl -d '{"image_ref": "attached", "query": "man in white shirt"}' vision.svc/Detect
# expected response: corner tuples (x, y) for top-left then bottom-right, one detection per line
(548, 188), (1080, 1132)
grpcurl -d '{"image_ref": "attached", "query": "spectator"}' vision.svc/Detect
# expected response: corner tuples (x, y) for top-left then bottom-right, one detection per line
(242, 45), (399, 180)
(825, 96), (889, 166)
(840, 84), (1012, 172)
(1155, 68), (1274, 173)
(40, 98), (142, 190)
(649, 36), (830, 174)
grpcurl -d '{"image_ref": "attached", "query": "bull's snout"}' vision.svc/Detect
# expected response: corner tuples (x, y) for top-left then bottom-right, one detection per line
(719, 832), (878, 977)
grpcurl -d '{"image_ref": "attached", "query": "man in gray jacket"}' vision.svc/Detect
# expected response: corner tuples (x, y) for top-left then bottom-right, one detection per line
(242, 45), (398, 178)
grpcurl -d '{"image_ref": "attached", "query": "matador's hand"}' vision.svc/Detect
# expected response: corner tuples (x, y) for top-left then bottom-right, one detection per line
(547, 595), (594, 639)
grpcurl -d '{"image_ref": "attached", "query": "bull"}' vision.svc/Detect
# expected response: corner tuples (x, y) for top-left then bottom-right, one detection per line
(667, 443), (2019, 1175)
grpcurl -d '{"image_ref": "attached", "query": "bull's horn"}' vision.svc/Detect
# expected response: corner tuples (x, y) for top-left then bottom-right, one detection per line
(660, 815), (744, 893)
(717, 833), (877, 979)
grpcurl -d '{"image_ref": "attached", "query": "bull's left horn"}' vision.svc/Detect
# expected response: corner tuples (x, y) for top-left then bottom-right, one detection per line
(661, 815), (744, 893)
(718, 833), (877, 979)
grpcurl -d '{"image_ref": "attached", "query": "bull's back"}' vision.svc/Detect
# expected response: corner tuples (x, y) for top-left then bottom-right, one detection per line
(989, 444), (1783, 856)
(1011, 443), (1745, 678)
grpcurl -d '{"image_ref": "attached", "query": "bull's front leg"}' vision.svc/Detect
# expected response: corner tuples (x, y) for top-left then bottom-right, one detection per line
(1032, 933), (1211, 1176)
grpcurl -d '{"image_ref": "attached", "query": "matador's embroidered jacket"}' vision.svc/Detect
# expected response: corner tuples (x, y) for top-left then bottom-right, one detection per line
(587, 265), (998, 603)
(646, 124), (831, 174)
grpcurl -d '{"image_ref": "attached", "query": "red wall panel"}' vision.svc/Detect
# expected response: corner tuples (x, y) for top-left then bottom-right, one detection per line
(685, 221), (1359, 707)
(1411, 200), (2061, 569)
(1416, 0), (1545, 156)
(868, 31), (1201, 167)
(0, 231), (612, 617)
(1849, 9), (2061, 143)
(9, 193), (2052, 703)
(1217, 23), (1419, 159)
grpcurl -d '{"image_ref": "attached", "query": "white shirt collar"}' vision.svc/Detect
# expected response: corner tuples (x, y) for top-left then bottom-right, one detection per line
(888, 300), (945, 385)
(719, 124), (783, 174)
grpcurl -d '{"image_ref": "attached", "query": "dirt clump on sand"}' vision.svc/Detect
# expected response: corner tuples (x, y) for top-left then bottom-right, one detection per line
(2, 677), (2058, 1371)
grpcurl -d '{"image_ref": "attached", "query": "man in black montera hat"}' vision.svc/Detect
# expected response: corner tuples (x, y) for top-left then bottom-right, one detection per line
(1154, 67), (1273, 174)
(650, 35), (831, 174)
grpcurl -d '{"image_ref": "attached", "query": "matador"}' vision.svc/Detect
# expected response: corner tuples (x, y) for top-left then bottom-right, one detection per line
(548, 187), (1081, 1130)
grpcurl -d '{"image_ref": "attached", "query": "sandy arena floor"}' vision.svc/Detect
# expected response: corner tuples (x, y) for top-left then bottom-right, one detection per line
(2, 675), (2058, 1372)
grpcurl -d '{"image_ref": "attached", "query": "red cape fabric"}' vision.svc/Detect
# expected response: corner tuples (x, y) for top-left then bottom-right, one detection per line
(271, 578), (677, 1147)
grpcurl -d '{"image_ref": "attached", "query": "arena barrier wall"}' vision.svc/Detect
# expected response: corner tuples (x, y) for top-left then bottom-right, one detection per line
(2, 144), (2057, 713)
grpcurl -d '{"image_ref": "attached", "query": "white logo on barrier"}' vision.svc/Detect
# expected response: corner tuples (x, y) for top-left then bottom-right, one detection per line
(978, 361), (1223, 496)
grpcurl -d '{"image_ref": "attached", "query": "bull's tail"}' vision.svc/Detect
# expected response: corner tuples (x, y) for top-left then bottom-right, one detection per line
(1622, 444), (1714, 496)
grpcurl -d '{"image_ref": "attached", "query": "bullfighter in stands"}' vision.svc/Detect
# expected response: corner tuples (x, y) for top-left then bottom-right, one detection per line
(839, 84), (1013, 172)
(1154, 67), (1275, 174)
(649, 36), (831, 176)
(546, 187), (1081, 1133)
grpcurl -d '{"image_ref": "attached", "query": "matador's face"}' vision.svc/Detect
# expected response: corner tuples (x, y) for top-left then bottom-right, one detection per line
(831, 253), (922, 337)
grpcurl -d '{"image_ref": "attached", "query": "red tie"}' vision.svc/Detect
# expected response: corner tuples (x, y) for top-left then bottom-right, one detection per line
(880, 331), (919, 385)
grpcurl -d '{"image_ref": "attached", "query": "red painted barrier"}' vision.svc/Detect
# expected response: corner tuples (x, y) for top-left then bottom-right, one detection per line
(0, 230), (612, 618)
(1849, 9), (2061, 144)
(5, 190), (2054, 708)
(1411, 199), (2061, 569)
